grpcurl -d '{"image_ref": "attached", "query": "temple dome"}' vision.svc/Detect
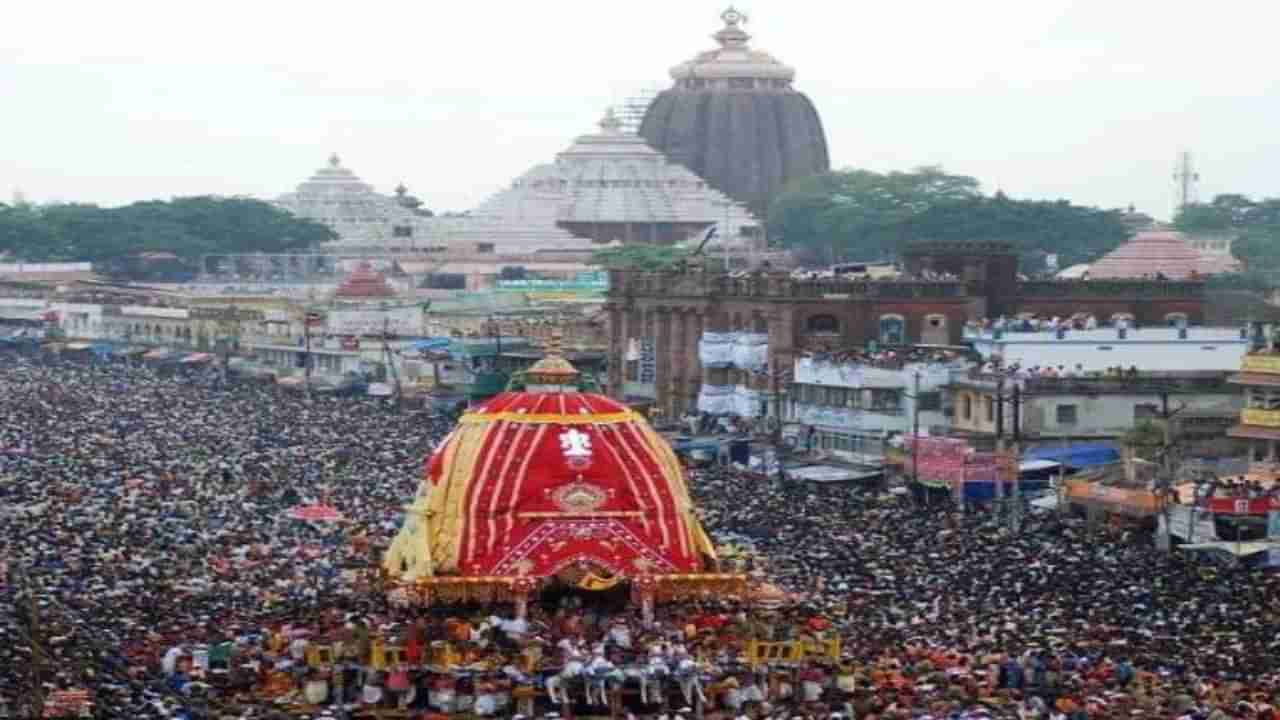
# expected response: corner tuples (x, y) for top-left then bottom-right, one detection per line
(383, 381), (717, 584)
(1089, 230), (1241, 280)
(639, 8), (830, 219)
(333, 261), (397, 299)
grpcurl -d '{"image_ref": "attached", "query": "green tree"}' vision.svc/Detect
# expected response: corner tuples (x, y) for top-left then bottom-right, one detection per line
(768, 167), (1127, 270)
(1179, 194), (1280, 273)
(589, 244), (692, 271)
(769, 167), (981, 264)
(905, 194), (1130, 271)
(0, 197), (336, 273)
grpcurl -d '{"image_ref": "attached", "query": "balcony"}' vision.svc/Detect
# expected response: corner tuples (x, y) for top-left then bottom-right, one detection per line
(1241, 407), (1280, 428)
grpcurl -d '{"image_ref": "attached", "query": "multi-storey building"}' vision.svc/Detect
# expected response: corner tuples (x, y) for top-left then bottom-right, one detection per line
(605, 241), (1211, 417)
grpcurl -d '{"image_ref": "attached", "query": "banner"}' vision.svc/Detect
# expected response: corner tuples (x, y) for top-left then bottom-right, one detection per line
(1205, 497), (1276, 515)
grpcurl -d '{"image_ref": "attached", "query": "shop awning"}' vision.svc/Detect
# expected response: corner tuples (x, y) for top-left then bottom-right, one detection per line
(180, 353), (213, 364)
(1025, 443), (1120, 469)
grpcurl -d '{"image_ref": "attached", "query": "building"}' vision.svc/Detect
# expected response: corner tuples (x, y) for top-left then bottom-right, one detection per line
(964, 326), (1251, 374)
(948, 371), (1241, 444)
(786, 356), (967, 461)
(1228, 328), (1280, 473)
(273, 154), (436, 256)
(605, 242), (1210, 418)
(468, 110), (759, 247)
(1088, 230), (1240, 279)
(639, 8), (829, 219)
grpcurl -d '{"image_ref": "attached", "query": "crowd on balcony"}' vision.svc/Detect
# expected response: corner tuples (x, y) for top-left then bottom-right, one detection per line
(969, 313), (1122, 335)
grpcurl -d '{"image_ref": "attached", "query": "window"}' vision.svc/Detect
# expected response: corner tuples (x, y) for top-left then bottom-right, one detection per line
(870, 389), (901, 412)
(916, 392), (942, 411)
(392, 225), (413, 238)
(963, 395), (973, 420)
(477, 243), (495, 254)
(985, 397), (995, 423)
(1056, 404), (1079, 425)
(807, 314), (839, 334)
(879, 314), (905, 345)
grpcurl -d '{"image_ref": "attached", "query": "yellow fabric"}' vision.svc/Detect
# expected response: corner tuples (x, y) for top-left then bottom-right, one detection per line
(427, 419), (497, 572)
(635, 420), (718, 561)
(578, 572), (624, 591)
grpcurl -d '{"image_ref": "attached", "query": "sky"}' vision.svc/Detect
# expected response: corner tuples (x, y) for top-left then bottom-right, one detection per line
(1, 0), (1277, 221)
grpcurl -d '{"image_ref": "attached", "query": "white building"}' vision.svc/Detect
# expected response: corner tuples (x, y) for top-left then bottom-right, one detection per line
(273, 154), (438, 255)
(787, 357), (969, 461)
(965, 326), (1249, 374)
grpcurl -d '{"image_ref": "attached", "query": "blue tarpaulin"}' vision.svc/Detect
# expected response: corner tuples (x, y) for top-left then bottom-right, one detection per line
(411, 338), (451, 353)
(1024, 443), (1120, 469)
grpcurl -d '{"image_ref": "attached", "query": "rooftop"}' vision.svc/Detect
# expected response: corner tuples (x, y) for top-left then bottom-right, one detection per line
(1088, 230), (1240, 280)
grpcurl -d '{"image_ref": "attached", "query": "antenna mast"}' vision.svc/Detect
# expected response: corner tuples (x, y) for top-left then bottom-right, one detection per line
(1173, 150), (1200, 210)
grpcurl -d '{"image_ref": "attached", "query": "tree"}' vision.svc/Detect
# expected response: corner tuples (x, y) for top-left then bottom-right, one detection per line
(904, 194), (1130, 272)
(589, 244), (691, 271)
(768, 167), (1128, 270)
(1179, 194), (1280, 272)
(0, 197), (337, 277)
(769, 167), (981, 264)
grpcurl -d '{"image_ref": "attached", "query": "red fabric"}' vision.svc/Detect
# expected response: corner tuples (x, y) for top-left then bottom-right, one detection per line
(437, 392), (705, 578)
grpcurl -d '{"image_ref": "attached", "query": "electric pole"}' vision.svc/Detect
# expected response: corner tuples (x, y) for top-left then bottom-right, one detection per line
(382, 316), (403, 412)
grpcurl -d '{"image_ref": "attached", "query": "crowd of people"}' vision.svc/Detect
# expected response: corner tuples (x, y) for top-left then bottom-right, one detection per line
(2, 351), (1280, 720)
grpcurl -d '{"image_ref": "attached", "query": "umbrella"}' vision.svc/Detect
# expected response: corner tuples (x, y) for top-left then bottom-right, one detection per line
(285, 504), (345, 522)
(180, 352), (213, 364)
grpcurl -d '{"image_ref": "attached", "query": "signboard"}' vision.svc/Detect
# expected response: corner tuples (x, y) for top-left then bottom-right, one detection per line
(327, 306), (421, 337)
(494, 278), (608, 293)
(639, 337), (656, 384)
(1064, 480), (1159, 515)
(1205, 497), (1276, 515)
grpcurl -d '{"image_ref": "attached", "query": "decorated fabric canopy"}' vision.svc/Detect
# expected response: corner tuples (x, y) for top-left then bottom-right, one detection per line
(385, 347), (719, 594)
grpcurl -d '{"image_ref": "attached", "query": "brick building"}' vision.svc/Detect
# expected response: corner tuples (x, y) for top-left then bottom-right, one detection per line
(605, 242), (1209, 417)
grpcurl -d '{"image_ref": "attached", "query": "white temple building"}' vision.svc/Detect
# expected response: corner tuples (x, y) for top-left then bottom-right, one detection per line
(466, 109), (760, 247)
(272, 154), (437, 255)
(273, 111), (759, 259)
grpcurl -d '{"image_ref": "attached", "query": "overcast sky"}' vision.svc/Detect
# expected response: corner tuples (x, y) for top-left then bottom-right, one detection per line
(2, 0), (1276, 221)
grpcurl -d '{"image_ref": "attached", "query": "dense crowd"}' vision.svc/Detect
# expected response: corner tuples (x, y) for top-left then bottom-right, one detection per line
(2, 352), (1279, 720)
